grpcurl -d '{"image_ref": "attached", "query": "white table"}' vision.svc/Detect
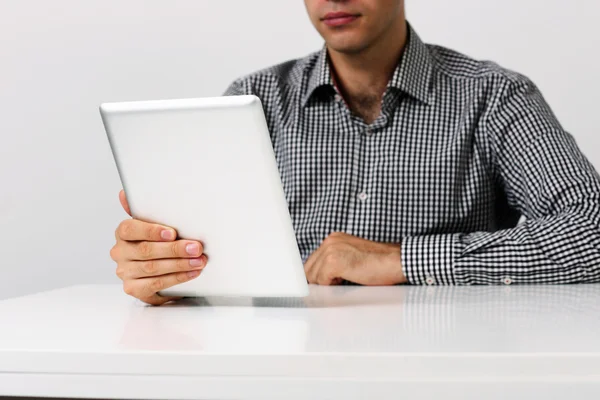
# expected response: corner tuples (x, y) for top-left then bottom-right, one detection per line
(1, 283), (599, 399)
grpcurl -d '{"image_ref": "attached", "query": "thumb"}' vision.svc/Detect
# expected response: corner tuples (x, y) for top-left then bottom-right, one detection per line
(119, 189), (131, 216)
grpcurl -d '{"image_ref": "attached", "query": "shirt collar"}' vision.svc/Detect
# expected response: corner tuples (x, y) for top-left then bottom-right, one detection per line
(302, 22), (434, 107)
(302, 43), (333, 107)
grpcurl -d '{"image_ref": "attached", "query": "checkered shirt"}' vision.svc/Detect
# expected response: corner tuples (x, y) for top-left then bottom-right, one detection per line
(223, 23), (600, 285)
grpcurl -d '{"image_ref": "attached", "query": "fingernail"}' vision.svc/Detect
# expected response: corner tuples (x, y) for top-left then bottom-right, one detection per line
(161, 230), (174, 240)
(186, 243), (199, 256)
(189, 258), (203, 267)
(187, 270), (201, 278)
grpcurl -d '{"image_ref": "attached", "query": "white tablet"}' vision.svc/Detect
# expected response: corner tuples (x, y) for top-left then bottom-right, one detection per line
(99, 95), (309, 298)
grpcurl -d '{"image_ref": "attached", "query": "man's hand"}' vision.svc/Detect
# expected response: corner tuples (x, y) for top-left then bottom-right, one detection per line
(110, 189), (207, 306)
(304, 232), (407, 286)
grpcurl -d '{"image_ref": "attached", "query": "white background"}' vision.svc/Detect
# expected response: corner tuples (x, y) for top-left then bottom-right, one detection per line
(1, 0), (599, 299)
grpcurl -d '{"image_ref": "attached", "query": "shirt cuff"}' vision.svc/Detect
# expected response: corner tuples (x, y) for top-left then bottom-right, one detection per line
(401, 233), (460, 285)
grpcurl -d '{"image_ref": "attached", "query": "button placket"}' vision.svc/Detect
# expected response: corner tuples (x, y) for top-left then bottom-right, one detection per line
(344, 123), (363, 234)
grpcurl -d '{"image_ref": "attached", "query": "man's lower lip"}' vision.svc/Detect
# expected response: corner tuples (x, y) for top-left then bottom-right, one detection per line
(323, 15), (359, 27)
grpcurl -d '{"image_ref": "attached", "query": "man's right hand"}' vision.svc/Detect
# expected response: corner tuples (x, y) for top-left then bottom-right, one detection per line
(110, 189), (206, 306)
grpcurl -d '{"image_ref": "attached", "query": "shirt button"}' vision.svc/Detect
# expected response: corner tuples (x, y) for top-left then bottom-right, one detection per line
(365, 127), (373, 136)
(334, 94), (342, 102)
(503, 277), (513, 285)
(425, 276), (435, 285)
(357, 191), (368, 201)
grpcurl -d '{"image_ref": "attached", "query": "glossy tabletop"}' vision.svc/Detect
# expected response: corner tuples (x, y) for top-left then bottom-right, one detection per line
(1, 283), (600, 399)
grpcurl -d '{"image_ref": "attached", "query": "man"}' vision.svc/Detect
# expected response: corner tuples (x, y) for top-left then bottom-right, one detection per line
(110, 0), (600, 305)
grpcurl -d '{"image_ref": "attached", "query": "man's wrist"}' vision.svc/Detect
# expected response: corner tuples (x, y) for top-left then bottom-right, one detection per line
(382, 243), (407, 284)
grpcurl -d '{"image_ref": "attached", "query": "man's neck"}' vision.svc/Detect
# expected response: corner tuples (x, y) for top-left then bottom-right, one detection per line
(327, 20), (408, 123)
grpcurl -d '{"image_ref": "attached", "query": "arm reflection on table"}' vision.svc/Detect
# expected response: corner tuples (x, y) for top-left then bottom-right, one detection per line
(119, 284), (600, 354)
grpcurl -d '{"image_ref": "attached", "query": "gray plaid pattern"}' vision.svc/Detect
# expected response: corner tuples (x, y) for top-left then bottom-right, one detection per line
(223, 23), (600, 285)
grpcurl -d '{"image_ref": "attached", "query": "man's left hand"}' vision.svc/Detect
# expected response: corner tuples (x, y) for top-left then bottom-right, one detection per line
(303, 232), (407, 286)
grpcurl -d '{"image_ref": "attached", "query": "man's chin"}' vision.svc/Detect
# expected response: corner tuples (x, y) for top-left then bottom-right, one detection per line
(325, 38), (369, 55)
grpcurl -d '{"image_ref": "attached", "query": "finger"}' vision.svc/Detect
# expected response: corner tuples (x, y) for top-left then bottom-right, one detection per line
(304, 247), (323, 283)
(116, 219), (178, 242)
(311, 249), (344, 285)
(122, 254), (208, 279)
(125, 269), (203, 299)
(306, 252), (325, 284)
(123, 239), (204, 261)
(119, 189), (131, 216)
(313, 251), (333, 285)
(141, 294), (184, 306)
(317, 263), (340, 285)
